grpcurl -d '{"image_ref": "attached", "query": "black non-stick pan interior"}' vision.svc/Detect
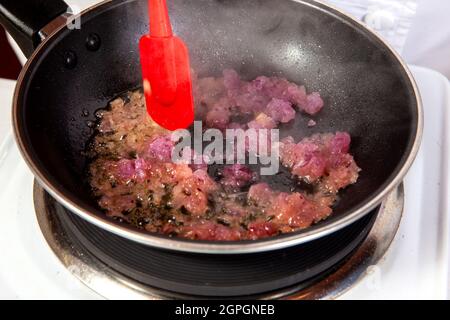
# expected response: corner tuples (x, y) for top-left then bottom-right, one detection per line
(16, 0), (417, 243)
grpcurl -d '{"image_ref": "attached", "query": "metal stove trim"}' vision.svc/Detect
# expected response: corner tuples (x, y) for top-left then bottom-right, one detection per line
(34, 182), (404, 300)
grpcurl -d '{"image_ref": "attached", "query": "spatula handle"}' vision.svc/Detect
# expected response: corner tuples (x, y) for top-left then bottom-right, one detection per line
(149, 0), (172, 37)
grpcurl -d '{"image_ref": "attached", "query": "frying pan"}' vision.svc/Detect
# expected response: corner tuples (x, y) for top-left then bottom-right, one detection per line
(0, 0), (422, 254)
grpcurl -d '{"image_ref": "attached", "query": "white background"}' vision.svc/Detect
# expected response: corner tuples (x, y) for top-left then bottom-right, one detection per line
(402, 0), (450, 78)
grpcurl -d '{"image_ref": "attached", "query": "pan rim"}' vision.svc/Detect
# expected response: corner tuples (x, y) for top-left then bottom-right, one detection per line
(12, 0), (423, 254)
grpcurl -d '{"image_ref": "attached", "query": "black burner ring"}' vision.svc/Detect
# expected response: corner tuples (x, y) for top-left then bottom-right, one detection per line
(52, 196), (378, 298)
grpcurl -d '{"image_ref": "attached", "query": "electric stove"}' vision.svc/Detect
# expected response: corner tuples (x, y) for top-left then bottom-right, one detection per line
(0, 66), (449, 299)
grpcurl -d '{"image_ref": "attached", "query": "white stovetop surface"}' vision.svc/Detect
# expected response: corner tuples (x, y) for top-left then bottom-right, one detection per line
(0, 66), (449, 300)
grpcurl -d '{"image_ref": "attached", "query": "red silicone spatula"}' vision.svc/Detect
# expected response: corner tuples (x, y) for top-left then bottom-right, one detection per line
(139, 0), (194, 131)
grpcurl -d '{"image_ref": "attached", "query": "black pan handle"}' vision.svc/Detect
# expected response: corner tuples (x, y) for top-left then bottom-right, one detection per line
(0, 0), (70, 57)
